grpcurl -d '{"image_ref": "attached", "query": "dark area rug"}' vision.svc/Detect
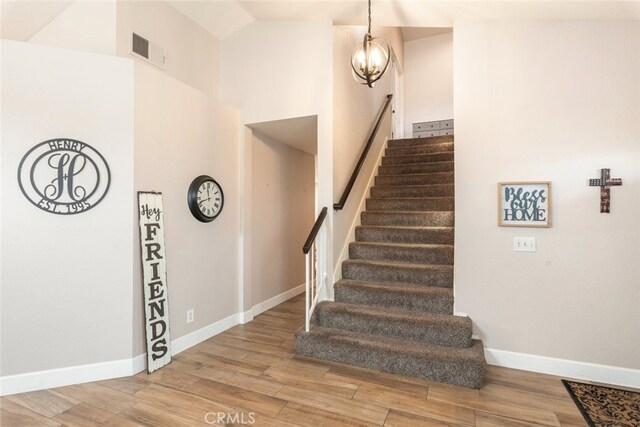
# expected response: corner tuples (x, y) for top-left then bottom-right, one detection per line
(562, 379), (640, 427)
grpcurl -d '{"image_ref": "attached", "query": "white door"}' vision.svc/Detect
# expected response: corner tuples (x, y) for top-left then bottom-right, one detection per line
(391, 57), (404, 139)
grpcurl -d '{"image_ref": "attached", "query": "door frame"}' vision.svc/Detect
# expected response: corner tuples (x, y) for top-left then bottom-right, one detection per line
(390, 49), (404, 139)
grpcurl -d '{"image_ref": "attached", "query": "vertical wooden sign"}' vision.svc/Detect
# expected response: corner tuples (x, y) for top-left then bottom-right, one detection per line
(137, 192), (172, 373)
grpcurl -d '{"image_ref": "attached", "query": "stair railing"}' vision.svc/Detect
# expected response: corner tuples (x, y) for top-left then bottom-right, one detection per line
(302, 95), (392, 331)
(334, 94), (393, 210)
(302, 207), (328, 332)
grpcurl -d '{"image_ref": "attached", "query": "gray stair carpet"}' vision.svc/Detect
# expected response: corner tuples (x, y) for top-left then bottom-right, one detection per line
(296, 135), (487, 389)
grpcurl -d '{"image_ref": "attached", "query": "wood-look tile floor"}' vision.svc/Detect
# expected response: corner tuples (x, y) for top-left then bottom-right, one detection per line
(1, 294), (592, 426)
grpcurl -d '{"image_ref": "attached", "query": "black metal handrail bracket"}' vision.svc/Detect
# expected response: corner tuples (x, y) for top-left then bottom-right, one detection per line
(333, 94), (393, 211)
(302, 207), (328, 254)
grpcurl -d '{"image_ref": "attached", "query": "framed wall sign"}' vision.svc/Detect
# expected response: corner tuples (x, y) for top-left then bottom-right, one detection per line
(137, 191), (172, 373)
(498, 182), (551, 227)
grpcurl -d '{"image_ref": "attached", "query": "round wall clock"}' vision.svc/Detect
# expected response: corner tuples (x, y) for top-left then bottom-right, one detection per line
(187, 175), (224, 222)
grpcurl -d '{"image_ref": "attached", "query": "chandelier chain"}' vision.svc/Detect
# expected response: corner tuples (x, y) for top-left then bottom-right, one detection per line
(368, 0), (372, 34)
(352, 0), (390, 87)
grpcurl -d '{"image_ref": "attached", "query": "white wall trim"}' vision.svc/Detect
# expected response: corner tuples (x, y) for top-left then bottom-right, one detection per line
(486, 348), (640, 389)
(131, 353), (146, 374)
(0, 358), (135, 397)
(332, 137), (389, 283)
(239, 284), (306, 324)
(239, 309), (254, 324)
(0, 285), (307, 396)
(252, 283), (305, 316)
(170, 312), (242, 355)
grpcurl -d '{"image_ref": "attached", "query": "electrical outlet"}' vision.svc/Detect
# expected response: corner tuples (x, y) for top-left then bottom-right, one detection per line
(513, 236), (536, 252)
(186, 309), (194, 324)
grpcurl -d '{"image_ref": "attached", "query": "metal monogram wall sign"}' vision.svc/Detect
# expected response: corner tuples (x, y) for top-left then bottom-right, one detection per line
(17, 138), (111, 215)
(138, 191), (172, 373)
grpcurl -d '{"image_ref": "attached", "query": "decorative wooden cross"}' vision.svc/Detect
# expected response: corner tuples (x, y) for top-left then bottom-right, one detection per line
(589, 168), (622, 213)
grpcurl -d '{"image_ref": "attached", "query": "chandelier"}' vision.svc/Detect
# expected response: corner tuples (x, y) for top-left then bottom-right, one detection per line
(350, 0), (391, 88)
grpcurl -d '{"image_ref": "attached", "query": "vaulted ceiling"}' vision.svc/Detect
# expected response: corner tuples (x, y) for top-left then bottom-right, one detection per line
(168, 1), (640, 40)
(1, 1), (74, 41)
(2, 0), (639, 43)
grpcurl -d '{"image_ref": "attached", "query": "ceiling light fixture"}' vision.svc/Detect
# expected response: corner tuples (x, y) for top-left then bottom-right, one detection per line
(351, 0), (391, 88)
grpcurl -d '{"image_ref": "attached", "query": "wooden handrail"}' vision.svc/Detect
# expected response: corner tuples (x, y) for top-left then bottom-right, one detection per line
(334, 94), (393, 211)
(302, 207), (328, 254)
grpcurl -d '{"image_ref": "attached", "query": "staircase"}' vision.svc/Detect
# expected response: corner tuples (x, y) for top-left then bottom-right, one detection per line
(295, 135), (487, 389)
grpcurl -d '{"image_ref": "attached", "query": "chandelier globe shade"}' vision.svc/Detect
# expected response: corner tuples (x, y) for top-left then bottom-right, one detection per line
(350, 0), (391, 88)
(351, 33), (390, 88)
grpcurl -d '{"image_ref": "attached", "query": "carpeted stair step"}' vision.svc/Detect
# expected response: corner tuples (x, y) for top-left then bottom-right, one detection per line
(361, 211), (454, 227)
(295, 134), (488, 388)
(356, 225), (454, 244)
(375, 172), (454, 186)
(366, 197), (454, 211)
(382, 151), (454, 166)
(379, 161), (454, 175)
(334, 279), (454, 314)
(349, 242), (453, 265)
(313, 301), (472, 348)
(370, 184), (454, 198)
(387, 135), (453, 148)
(385, 142), (454, 157)
(295, 326), (486, 389)
(342, 259), (453, 287)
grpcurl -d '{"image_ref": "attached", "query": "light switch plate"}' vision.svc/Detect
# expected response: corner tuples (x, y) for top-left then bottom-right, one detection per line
(513, 236), (536, 252)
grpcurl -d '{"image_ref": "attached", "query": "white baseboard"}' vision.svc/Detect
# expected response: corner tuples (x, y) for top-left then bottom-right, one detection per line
(171, 312), (243, 356)
(131, 353), (146, 374)
(239, 309), (254, 324)
(128, 312), (243, 377)
(0, 357), (135, 396)
(252, 283), (305, 317)
(0, 285), (306, 396)
(131, 285), (304, 374)
(485, 348), (640, 389)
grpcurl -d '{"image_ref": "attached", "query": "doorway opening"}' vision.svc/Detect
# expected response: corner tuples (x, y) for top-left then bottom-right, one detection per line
(243, 115), (317, 318)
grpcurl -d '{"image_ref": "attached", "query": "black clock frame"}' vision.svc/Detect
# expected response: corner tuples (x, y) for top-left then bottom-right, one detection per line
(187, 175), (224, 223)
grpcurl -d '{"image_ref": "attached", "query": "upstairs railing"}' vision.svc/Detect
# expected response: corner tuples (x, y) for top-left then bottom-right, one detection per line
(334, 94), (393, 210)
(302, 207), (328, 332)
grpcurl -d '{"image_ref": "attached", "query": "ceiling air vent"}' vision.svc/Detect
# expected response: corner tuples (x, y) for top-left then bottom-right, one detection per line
(130, 31), (166, 69)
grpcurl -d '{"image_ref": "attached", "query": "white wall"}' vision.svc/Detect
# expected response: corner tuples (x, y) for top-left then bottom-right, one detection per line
(117, 0), (220, 98)
(2, 1), (240, 390)
(26, 0), (220, 98)
(332, 26), (401, 268)
(220, 20), (333, 125)
(250, 133), (315, 305)
(1, 41), (134, 378)
(454, 21), (640, 377)
(133, 64), (242, 357)
(28, 0), (117, 55)
(221, 20), (334, 308)
(404, 32), (453, 136)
